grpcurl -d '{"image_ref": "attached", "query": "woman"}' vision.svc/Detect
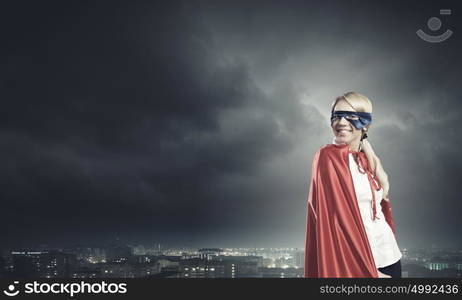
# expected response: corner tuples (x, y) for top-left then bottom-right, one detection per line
(304, 92), (402, 278)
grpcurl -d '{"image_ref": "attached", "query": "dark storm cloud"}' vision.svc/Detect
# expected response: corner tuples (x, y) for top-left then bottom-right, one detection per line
(0, 0), (319, 247)
(1, 0), (461, 248)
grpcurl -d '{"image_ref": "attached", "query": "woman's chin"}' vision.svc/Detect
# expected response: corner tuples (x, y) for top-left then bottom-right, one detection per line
(335, 137), (349, 144)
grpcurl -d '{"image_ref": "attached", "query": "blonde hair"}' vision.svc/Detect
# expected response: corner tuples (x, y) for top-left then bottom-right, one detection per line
(331, 91), (390, 200)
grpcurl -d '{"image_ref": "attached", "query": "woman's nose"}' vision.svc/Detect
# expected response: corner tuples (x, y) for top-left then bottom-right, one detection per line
(338, 117), (349, 124)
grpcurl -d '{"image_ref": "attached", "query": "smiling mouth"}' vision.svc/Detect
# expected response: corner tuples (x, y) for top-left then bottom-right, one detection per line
(336, 129), (352, 133)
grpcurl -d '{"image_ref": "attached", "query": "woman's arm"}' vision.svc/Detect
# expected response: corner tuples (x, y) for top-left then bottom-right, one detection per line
(377, 269), (391, 278)
(361, 140), (390, 201)
(374, 156), (390, 201)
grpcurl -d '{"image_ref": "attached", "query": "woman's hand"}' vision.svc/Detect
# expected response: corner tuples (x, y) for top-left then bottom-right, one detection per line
(377, 270), (391, 278)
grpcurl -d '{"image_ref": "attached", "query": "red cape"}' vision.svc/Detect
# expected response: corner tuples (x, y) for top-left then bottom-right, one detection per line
(304, 143), (397, 278)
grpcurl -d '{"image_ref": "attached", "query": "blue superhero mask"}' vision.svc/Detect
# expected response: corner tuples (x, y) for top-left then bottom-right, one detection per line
(330, 110), (372, 130)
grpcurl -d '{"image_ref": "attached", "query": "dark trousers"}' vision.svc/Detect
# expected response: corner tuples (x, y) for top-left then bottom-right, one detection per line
(378, 259), (402, 278)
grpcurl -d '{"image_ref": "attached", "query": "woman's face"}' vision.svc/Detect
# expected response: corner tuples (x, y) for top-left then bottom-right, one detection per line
(331, 100), (363, 145)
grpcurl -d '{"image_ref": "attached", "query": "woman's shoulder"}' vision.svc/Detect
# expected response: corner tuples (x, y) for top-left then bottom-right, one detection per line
(317, 143), (349, 158)
(310, 144), (349, 171)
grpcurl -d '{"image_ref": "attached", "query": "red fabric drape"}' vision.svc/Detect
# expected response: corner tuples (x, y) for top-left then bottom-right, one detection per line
(304, 143), (397, 278)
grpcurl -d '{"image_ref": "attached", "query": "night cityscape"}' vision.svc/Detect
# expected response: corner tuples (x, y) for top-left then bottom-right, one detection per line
(1, 245), (461, 278)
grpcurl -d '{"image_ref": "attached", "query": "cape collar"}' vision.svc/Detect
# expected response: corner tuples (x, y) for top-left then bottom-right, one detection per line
(331, 137), (361, 155)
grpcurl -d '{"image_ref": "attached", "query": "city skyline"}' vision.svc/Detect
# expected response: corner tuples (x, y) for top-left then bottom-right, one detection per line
(2, 244), (461, 278)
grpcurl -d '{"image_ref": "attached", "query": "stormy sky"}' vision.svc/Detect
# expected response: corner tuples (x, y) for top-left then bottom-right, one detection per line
(1, 0), (461, 250)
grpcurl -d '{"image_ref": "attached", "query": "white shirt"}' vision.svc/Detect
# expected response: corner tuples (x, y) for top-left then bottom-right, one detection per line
(332, 138), (402, 268)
